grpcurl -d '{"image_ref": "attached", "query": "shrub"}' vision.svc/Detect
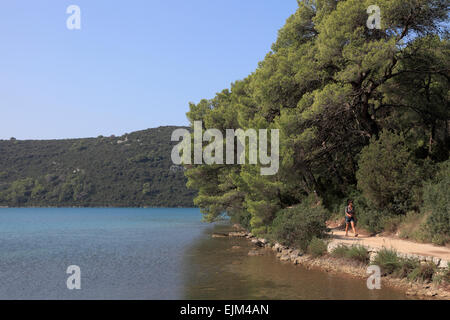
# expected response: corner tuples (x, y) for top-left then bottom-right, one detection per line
(331, 191), (404, 235)
(381, 215), (404, 234)
(356, 130), (424, 215)
(308, 237), (328, 257)
(372, 249), (438, 282)
(443, 266), (450, 283)
(271, 196), (328, 251)
(395, 258), (420, 278)
(433, 269), (450, 284)
(230, 211), (252, 231)
(432, 234), (449, 246)
(347, 246), (370, 264)
(372, 248), (402, 275)
(252, 226), (268, 237)
(422, 160), (450, 242)
(331, 245), (350, 258)
(398, 211), (428, 240)
(328, 187), (361, 218)
(7, 178), (35, 205)
(342, 192), (390, 234)
(408, 262), (437, 283)
(353, 195), (385, 234)
(331, 245), (369, 264)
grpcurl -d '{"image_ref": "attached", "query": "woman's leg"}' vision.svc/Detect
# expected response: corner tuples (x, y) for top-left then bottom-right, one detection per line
(345, 222), (349, 236)
(351, 221), (358, 236)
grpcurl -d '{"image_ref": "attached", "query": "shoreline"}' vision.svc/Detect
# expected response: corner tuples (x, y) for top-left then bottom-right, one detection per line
(0, 206), (196, 209)
(219, 227), (450, 300)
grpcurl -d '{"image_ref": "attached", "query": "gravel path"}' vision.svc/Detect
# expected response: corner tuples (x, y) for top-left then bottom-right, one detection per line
(329, 230), (450, 261)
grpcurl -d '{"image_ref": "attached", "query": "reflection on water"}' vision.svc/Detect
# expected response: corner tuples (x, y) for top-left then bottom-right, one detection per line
(182, 224), (409, 300)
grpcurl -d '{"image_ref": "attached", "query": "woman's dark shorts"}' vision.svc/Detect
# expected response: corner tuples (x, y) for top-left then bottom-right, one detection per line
(345, 216), (355, 223)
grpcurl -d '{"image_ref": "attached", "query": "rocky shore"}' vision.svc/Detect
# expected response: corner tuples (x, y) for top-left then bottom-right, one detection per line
(212, 227), (450, 300)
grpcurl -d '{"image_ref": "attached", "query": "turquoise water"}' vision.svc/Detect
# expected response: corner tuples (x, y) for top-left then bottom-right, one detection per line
(0, 208), (408, 300)
(0, 208), (209, 299)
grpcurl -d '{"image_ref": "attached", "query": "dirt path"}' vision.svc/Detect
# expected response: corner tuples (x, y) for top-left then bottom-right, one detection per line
(329, 229), (450, 261)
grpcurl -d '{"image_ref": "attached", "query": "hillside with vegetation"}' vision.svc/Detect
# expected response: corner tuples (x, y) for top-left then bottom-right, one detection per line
(0, 126), (196, 207)
(186, 0), (449, 246)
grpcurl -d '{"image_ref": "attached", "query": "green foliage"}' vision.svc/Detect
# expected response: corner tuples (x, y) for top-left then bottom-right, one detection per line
(433, 267), (450, 285)
(346, 193), (385, 234)
(230, 210), (252, 231)
(331, 245), (370, 264)
(422, 160), (450, 239)
(395, 258), (420, 279)
(393, 162), (450, 244)
(407, 262), (437, 283)
(431, 234), (449, 246)
(7, 178), (35, 205)
(357, 131), (424, 215)
(142, 183), (151, 195)
(373, 249), (438, 282)
(357, 208), (386, 234)
(346, 246), (370, 264)
(398, 211), (431, 242)
(271, 196), (328, 251)
(0, 127), (196, 207)
(381, 215), (405, 234)
(442, 266), (450, 284)
(31, 182), (47, 200)
(331, 245), (350, 258)
(307, 237), (328, 257)
(183, 0), (449, 240)
(372, 248), (402, 275)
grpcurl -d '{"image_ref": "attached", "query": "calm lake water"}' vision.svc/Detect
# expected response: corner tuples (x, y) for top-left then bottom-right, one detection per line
(0, 208), (408, 300)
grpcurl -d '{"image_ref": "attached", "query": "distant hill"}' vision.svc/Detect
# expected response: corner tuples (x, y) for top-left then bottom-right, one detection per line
(0, 126), (196, 207)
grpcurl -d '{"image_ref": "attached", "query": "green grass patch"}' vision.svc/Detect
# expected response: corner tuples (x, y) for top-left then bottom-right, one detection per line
(394, 258), (420, 278)
(432, 260), (450, 284)
(331, 245), (350, 258)
(407, 262), (437, 283)
(372, 248), (402, 275)
(307, 237), (328, 257)
(331, 245), (369, 264)
(372, 248), (439, 283)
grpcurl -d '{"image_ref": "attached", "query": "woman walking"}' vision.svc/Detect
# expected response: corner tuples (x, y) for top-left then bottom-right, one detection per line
(345, 200), (358, 237)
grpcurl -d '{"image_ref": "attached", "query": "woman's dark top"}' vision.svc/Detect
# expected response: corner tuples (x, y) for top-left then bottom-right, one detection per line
(345, 206), (354, 216)
(345, 205), (355, 223)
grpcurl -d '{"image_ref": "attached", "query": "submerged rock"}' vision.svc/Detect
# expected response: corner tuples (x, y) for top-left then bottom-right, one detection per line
(258, 238), (268, 244)
(229, 231), (248, 238)
(248, 249), (265, 256)
(290, 250), (301, 261)
(251, 239), (265, 247)
(280, 254), (290, 262)
(281, 248), (293, 257)
(272, 243), (282, 252)
(212, 233), (228, 238)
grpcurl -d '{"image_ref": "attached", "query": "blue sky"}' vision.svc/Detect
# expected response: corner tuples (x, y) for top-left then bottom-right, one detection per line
(0, 0), (299, 139)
